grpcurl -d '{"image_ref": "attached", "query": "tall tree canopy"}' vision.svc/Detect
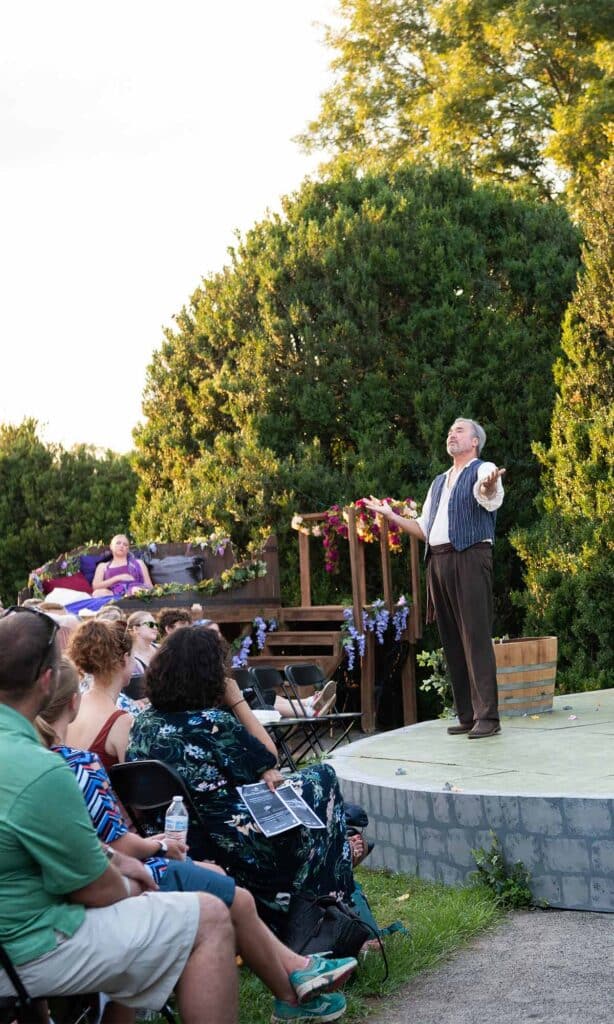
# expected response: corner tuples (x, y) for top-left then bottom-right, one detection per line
(133, 165), (579, 630)
(301, 0), (613, 208)
(512, 157), (613, 688)
(0, 420), (138, 604)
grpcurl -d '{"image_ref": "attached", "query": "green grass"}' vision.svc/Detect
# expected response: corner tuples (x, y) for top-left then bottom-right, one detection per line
(237, 868), (503, 1023)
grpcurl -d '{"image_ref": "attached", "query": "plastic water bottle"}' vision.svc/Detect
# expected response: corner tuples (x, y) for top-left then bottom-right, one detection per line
(164, 796), (189, 855)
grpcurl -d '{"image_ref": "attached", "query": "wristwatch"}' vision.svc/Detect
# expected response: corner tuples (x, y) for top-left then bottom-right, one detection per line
(157, 839), (169, 855)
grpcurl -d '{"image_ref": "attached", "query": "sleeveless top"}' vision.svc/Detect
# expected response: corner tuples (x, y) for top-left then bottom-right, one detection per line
(102, 554), (146, 596)
(89, 709), (128, 772)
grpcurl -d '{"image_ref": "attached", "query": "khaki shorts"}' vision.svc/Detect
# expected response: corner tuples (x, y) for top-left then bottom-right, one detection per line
(0, 891), (200, 1010)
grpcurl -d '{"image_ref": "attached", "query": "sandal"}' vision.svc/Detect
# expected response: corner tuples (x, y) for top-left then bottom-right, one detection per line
(312, 680), (337, 718)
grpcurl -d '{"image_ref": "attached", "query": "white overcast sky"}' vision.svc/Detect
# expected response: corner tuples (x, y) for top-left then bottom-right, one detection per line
(0, 1), (338, 452)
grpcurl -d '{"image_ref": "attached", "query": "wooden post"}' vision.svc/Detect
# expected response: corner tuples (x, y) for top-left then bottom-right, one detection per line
(346, 508), (364, 632)
(347, 506), (375, 731)
(361, 632), (376, 733)
(378, 519), (394, 613)
(401, 644), (418, 725)
(298, 531), (311, 607)
(408, 535), (423, 642)
(261, 535), (281, 605)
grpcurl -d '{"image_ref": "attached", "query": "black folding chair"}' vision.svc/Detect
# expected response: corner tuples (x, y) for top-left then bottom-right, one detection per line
(232, 667), (263, 709)
(284, 663), (362, 755)
(0, 941), (99, 1024)
(109, 760), (203, 837)
(248, 667), (326, 770)
(123, 673), (147, 700)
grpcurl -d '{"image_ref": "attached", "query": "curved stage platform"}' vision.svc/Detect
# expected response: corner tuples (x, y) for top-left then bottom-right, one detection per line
(329, 690), (614, 912)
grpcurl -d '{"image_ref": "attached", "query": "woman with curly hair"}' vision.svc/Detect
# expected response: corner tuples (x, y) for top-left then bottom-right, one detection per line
(66, 619), (134, 769)
(126, 627), (356, 926)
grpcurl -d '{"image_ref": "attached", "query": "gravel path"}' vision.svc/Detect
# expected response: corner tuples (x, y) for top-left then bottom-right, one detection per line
(364, 909), (613, 1024)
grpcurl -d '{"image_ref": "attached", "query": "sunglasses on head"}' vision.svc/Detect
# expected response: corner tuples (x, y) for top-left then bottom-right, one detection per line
(0, 605), (59, 681)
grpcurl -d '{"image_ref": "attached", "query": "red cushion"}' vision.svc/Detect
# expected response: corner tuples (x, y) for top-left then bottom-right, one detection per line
(42, 572), (93, 595)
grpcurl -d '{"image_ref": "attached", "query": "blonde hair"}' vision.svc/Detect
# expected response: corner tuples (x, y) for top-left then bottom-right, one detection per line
(36, 655), (80, 747)
(96, 605), (126, 623)
(127, 611), (157, 630)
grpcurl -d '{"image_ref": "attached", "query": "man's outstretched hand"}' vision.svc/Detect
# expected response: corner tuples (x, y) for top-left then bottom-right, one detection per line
(363, 496), (392, 518)
(480, 467), (506, 498)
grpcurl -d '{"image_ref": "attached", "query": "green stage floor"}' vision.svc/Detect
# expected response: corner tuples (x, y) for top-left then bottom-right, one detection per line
(329, 689), (614, 797)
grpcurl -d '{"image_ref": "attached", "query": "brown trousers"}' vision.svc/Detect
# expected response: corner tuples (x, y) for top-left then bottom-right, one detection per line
(427, 543), (499, 726)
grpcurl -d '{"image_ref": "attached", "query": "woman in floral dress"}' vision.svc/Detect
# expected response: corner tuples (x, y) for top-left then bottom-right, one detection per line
(126, 627), (355, 922)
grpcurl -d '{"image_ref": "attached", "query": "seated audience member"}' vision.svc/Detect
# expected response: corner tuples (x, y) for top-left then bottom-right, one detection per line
(0, 606), (239, 1024)
(127, 628), (363, 925)
(66, 619), (134, 770)
(38, 601), (67, 615)
(157, 607), (192, 637)
(96, 605), (126, 622)
(92, 535), (153, 598)
(35, 656), (354, 1023)
(46, 612), (80, 653)
(127, 611), (160, 671)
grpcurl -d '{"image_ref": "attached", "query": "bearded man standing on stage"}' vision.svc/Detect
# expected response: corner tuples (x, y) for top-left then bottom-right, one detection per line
(366, 418), (505, 739)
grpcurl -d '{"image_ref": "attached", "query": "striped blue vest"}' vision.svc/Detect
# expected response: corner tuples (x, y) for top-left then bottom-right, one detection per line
(425, 459), (497, 554)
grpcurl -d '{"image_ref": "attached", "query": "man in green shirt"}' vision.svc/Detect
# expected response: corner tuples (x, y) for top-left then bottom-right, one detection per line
(0, 607), (238, 1023)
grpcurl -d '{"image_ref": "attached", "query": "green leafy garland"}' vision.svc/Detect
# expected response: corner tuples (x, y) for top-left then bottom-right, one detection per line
(130, 560), (268, 602)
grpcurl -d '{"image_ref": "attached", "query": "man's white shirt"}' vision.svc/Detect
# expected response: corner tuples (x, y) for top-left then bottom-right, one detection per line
(416, 459), (504, 546)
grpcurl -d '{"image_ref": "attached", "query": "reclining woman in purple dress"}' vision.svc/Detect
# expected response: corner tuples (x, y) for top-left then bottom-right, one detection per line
(92, 534), (153, 598)
(36, 656), (355, 1024)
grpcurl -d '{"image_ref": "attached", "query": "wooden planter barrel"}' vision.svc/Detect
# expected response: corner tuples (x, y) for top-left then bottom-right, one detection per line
(494, 636), (558, 717)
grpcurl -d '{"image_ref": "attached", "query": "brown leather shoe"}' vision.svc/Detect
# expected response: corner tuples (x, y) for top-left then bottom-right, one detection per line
(467, 722), (501, 739)
(447, 722), (474, 735)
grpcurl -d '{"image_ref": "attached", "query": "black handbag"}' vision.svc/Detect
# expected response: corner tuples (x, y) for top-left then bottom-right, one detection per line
(284, 894), (371, 959)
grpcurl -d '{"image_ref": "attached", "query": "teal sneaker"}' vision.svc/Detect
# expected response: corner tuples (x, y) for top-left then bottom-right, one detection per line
(289, 954), (357, 1003)
(271, 991), (347, 1022)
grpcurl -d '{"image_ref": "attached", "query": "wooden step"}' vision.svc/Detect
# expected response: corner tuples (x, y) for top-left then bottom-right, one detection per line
(281, 607), (346, 623)
(265, 631), (341, 647)
(263, 635), (342, 662)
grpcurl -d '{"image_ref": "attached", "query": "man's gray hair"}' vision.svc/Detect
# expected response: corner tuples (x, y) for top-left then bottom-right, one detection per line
(454, 418), (486, 455)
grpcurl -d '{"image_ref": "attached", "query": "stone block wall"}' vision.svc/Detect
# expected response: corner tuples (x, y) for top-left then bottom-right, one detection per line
(339, 778), (614, 912)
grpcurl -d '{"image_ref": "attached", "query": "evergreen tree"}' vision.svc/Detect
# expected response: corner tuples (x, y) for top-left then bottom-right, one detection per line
(512, 157), (613, 688)
(0, 420), (138, 604)
(133, 166), (580, 631)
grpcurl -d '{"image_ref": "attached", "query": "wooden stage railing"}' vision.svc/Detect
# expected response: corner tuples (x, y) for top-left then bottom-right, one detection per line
(296, 508), (422, 732)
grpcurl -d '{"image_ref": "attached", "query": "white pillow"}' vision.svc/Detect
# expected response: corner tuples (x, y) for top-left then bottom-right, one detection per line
(45, 587), (93, 606)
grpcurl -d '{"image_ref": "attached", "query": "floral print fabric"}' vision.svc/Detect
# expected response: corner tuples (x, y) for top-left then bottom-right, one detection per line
(52, 744), (169, 883)
(126, 707), (354, 915)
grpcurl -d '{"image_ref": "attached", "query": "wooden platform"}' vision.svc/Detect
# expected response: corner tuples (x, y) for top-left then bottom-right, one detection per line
(330, 689), (614, 913)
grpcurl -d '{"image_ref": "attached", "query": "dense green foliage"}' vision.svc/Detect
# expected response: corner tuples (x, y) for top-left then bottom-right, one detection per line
(512, 157), (613, 690)
(301, 0), (613, 209)
(0, 420), (138, 604)
(471, 832), (535, 909)
(133, 166), (580, 630)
